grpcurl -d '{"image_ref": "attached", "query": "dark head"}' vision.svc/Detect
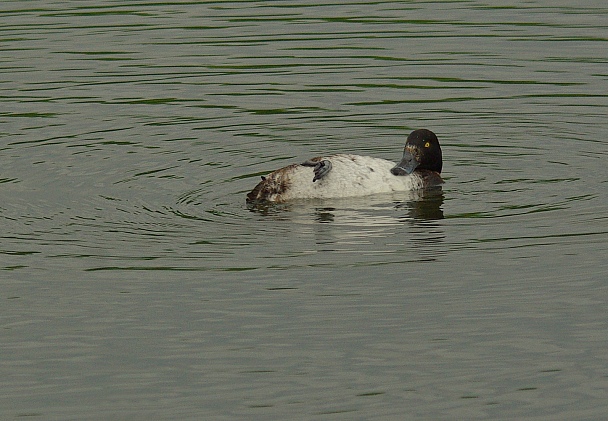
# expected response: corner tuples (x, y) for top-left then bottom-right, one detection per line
(390, 129), (442, 176)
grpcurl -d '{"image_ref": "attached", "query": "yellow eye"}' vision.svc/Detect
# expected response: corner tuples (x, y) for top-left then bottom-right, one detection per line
(424, 142), (430, 148)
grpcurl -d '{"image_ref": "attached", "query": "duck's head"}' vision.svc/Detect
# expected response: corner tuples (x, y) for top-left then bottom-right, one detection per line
(390, 129), (442, 176)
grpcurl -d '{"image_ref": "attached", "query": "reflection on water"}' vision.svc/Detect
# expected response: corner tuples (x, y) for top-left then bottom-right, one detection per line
(247, 188), (447, 264)
(248, 187), (444, 224)
(1, 1), (607, 420)
(394, 187), (444, 221)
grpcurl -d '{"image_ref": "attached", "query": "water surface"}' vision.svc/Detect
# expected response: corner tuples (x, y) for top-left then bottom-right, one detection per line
(1, 1), (607, 420)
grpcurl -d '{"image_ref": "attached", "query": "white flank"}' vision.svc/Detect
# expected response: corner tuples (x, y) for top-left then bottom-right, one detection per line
(276, 154), (425, 201)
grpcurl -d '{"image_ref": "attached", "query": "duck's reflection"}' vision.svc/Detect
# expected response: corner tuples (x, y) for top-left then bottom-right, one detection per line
(314, 207), (335, 223)
(394, 186), (444, 221)
(312, 187), (444, 224)
(247, 188), (446, 261)
(247, 187), (444, 224)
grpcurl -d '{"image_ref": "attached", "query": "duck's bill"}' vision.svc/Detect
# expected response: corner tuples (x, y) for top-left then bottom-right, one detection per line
(390, 150), (419, 175)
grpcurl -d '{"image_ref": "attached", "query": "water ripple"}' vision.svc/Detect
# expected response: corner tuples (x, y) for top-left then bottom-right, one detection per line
(1, 2), (607, 419)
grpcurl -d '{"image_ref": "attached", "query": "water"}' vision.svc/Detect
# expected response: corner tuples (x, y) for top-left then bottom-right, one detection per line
(2, 1), (607, 419)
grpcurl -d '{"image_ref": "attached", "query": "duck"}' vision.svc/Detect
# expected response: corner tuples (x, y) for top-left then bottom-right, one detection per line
(246, 129), (443, 203)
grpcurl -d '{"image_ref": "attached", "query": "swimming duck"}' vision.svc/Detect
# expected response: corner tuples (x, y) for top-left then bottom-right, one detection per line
(246, 129), (443, 202)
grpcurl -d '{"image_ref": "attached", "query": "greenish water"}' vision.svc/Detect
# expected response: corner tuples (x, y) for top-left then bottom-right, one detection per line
(1, 1), (607, 420)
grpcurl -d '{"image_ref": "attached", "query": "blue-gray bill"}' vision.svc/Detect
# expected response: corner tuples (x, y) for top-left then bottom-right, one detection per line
(390, 150), (419, 176)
